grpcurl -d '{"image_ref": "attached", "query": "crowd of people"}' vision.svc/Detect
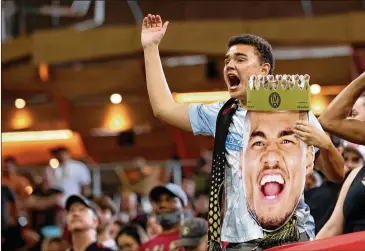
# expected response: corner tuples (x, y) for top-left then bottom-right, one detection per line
(2, 13), (365, 251)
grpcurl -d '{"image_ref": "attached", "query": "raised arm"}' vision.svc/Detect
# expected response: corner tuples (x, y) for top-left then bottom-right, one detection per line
(142, 14), (192, 132)
(319, 71), (365, 144)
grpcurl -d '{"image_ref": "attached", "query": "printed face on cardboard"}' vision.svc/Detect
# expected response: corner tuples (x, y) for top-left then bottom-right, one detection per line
(242, 111), (314, 230)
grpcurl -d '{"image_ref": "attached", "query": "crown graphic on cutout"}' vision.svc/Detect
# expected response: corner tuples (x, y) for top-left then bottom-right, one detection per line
(246, 74), (311, 111)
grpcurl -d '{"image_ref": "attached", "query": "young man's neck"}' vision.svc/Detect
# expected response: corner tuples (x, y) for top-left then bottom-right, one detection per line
(72, 230), (96, 251)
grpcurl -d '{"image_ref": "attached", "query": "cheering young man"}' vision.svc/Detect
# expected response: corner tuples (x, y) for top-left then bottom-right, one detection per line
(141, 14), (344, 249)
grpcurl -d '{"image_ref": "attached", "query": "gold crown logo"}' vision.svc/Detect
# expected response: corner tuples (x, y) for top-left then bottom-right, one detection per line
(246, 74), (311, 111)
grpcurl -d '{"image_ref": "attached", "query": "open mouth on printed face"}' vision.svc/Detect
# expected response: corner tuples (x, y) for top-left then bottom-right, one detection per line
(259, 173), (286, 203)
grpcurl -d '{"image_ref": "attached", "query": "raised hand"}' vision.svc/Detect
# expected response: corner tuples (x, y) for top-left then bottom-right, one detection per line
(141, 14), (169, 49)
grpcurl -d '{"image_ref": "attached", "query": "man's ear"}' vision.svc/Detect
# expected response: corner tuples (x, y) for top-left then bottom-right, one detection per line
(260, 63), (271, 75)
(306, 145), (315, 175)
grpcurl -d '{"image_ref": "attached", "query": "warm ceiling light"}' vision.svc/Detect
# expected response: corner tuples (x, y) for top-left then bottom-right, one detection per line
(2, 130), (73, 142)
(25, 186), (33, 195)
(110, 93), (122, 104)
(49, 158), (60, 169)
(310, 84), (321, 95)
(174, 91), (230, 103)
(15, 98), (26, 109)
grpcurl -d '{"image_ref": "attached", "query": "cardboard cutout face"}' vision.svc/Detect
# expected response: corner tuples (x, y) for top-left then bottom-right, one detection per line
(242, 111), (314, 230)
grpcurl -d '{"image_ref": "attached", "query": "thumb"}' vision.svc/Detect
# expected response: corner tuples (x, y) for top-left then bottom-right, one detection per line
(162, 21), (169, 34)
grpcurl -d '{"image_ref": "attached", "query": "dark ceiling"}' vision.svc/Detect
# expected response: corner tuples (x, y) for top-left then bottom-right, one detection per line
(15, 0), (365, 34)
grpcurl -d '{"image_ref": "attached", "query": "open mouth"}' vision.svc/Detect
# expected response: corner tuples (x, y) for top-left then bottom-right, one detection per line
(227, 74), (241, 90)
(259, 174), (285, 200)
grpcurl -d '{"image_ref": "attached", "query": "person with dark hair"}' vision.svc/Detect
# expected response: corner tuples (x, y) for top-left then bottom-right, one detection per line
(115, 224), (148, 251)
(65, 194), (113, 251)
(111, 220), (124, 240)
(48, 146), (92, 203)
(141, 14), (344, 250)
(94, 195), (118, 250)
(316, 72), (365, 238)
(2, 156), (32, 199)
(139, 183), (187, 251)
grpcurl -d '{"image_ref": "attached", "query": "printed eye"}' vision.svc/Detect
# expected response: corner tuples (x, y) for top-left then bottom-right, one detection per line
(252, 141), (265, 148)
(281, 139), (293, 144)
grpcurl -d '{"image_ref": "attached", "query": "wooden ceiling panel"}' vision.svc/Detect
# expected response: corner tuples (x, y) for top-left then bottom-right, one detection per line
(275, 56), (352, 86)
(2, 64), (44, 92)
(52, 60), (145, 98)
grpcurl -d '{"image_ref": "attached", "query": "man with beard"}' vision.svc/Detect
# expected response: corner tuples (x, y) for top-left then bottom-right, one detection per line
(140, 183), (187, 251)
(243, 112), (314, 232)
(66, 195), (113, 251)
(141, 13), (344, 249)
(93, 195), (118, 250)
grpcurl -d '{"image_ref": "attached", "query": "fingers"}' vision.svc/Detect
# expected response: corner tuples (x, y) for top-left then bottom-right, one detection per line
(144, 14), (164, 29)
(295, 120), (309, 126)
(156, 15), (162, 28)
(293, 129), (307, 138)
(142, 17), (148, 29)
(294, 123), (308, 133)
(162, 21), (169, 33)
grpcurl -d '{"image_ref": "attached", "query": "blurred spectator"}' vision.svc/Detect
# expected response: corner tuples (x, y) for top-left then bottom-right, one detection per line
(111, 220), (124, 240)
(1, 185), (26, 251)
(94, 195), (118, 250)
(24, 168), (64, 235)
(194, 194), (209, 219)
(41, 237), (69, 251)
(50, 147), (92, 203)
(115, 224), (148, 251)
(146, 216), (162, 240)
(305, 171), (323, 191)
(66, 194), (113, 250)
(2, 156), (32, 199)
(140, 183), (188, 251)
(343, 146), (365, 175)
(177, 218), (208, 251)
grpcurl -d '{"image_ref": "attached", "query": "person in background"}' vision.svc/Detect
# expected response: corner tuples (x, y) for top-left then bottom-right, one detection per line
(140, 183), (188, 251)
(305, 171), (323, 191)
(50, 147), (92, 203)
(25, 167), (64, 234)
(317, 72), (365, 238)
(146, 216), (162, 240)
(194, 193), (209, 219)
(115, 224), (148, 251)
(177, 218), (208, 251)
(65, 194), (113, 251)
(42, 237), (70, 251)
(343, 145), (365, 175)
(2, 156), (32, 199)
(111, 220), (124, 240)
(94, 195), (118, 250)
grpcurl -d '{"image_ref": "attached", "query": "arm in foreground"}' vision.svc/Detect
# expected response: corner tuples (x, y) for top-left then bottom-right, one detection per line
(294, 120), (344, 183)
(319, 72), (365, 145)
(142, 14), (192, 132)
(316, 167), (361, 239)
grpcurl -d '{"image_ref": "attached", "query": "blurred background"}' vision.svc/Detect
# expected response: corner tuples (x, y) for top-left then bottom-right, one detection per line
(1, 1), (365, 248)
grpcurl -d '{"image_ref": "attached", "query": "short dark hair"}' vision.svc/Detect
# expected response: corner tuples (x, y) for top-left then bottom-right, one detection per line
(227, 34), (275, 74)
(93, 195), (117, 215)
(4, 156), (17, 164)
(116, 224), (148, 245)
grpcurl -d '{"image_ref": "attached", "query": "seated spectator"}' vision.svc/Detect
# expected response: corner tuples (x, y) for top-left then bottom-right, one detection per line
(146, 216), (162, 240)
(140, 183), (188, 251)
(343, 145), (365, 175)
(111, 220), (124, 240)
(93, 195), (118, 250)
(115, 224), (148, 251)
(65, 194), (113, 251)
(177, 218), (208, 251)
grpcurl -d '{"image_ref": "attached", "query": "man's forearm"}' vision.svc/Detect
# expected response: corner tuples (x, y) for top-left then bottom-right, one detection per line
(144, 45), (175, 116)
(320, 72), (365, 121)
(316, 143), (344, 183)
